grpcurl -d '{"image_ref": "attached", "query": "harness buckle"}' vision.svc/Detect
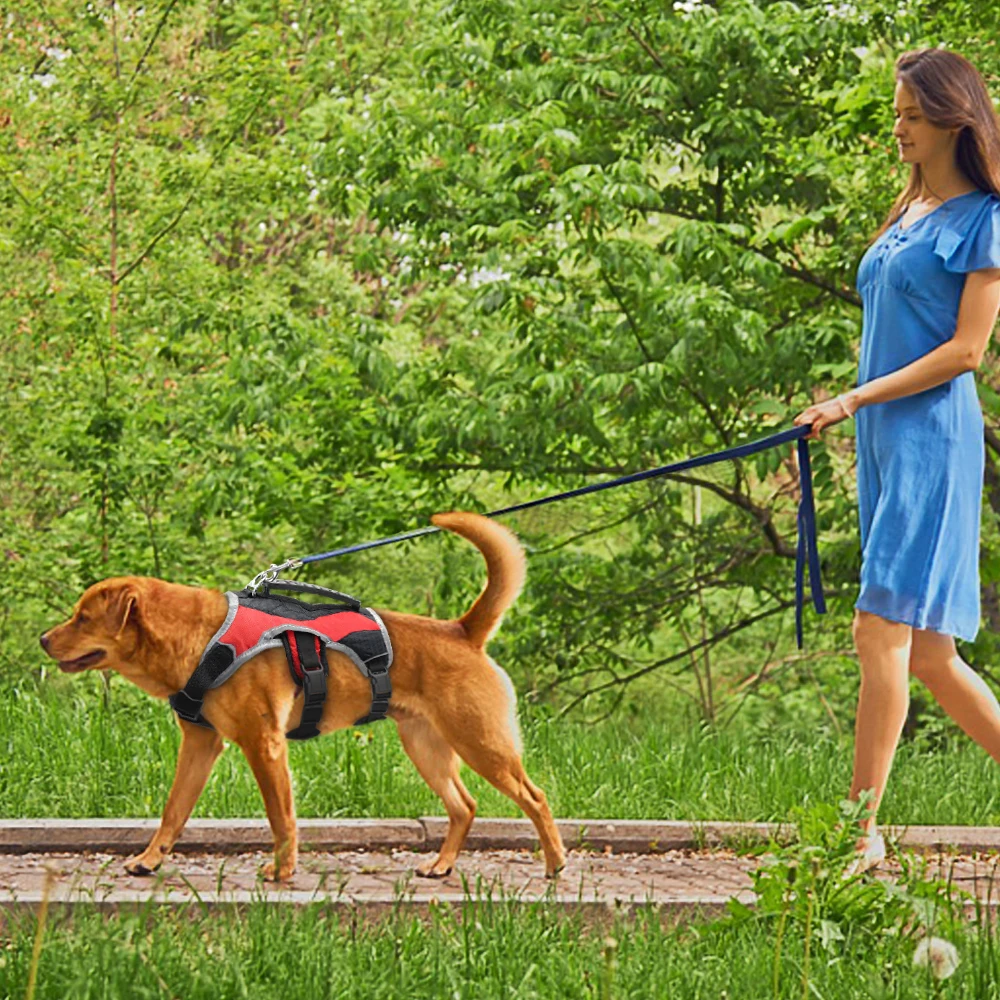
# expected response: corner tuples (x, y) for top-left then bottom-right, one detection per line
(369, 671), (391, 702)
(300, 661), (327, 706)
(169, 690), (211, 728)
(355, 666), (392, 726)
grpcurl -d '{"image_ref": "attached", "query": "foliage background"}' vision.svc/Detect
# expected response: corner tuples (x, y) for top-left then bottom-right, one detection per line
(3, 0), (1000, 741)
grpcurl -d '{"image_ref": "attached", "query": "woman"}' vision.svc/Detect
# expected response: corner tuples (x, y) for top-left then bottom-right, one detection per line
(794, 47), (1000, 873)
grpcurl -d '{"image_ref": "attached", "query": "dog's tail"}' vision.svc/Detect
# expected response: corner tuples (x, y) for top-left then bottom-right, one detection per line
(430, 511), (527, 648)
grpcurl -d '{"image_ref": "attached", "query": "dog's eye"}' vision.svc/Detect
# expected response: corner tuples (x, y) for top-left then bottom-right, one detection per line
(77, 612), (89, 625)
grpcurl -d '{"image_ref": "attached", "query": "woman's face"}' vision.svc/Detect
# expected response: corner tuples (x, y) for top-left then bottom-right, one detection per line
(892, 80), (957, 170)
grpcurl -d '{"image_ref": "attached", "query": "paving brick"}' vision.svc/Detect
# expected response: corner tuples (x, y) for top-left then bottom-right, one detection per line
(0, 847), (758, 918)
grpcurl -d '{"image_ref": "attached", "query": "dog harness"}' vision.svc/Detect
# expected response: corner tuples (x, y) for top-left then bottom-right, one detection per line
(169, 581), (393, 740)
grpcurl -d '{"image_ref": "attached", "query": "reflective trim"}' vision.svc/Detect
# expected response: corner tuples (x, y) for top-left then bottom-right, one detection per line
(196, 592), (239, 671)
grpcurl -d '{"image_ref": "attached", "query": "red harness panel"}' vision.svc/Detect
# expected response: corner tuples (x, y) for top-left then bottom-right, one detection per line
(219, 605), (381, 660)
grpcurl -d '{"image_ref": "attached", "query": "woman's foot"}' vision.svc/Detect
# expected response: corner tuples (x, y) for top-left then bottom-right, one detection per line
(843, 829), (886, 877)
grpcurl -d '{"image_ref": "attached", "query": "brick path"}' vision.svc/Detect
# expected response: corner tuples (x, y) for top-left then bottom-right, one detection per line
(3, 844), (1000, 918)
(0, 847), (755, 914)
(3, 820), (1000, 918)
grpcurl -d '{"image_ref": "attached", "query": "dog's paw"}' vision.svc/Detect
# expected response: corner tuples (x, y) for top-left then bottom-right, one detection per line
(545, 863), (565, 881)
(263, 860), (296, 882)
(416, 859), (454, 879)
(124, 854), (161, 876)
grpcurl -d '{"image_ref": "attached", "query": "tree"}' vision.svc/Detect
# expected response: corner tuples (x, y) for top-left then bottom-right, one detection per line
(3, 0), (998, 722)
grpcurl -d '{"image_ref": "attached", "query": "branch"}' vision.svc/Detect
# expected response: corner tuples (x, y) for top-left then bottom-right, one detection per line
(676, 373), (734, 450)
(0, 164), (105, 268)
(417, 461), (797, 558)
(651, 470), (794, 558)
(528, 492), (666, 555)
(579, 685), (629, 725)
(534, 659), (627, 697)
(537, 641), (700, 709)
(717, 225), (861, 307)
(657, 204), (862, 307)
(557, 550), (752, 635)
(116, 95), (266, 285)
(721, 646), (854, 729)
(127, 0), (181, 90)
(600, 268), (653, 363)
(556, 599), (793, 716)
(624, 23), (665, 70)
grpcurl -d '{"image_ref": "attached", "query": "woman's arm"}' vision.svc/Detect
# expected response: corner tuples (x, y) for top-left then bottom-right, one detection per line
(841, 267), (1000, 412)
(795, 268), (1000, 440)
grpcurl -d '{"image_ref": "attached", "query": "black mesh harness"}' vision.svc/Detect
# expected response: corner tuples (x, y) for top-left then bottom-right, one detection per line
(169, 581), (393, 740)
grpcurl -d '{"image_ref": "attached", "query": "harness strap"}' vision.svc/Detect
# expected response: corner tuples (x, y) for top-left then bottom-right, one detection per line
(355, 661), (392, 726)
(168, 641), (232, 729)
(281, 629), (392, 732)
(283, 632), (329, 741)
(168, 690), (216, 730)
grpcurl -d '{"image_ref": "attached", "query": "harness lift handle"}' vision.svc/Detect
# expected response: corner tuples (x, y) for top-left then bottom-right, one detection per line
(260, 579), (363, 610)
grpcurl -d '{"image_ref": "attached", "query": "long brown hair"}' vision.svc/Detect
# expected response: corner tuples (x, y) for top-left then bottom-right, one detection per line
(870, 48), (1000, 243)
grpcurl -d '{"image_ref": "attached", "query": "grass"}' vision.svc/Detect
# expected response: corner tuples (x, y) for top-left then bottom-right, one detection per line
(3, 672), (1000, 828)
(4, 672), (1000, 1000)
(0, 893), (996, 1000)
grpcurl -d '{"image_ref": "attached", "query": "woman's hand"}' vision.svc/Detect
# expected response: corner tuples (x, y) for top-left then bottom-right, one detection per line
(793, 391), (859, 441)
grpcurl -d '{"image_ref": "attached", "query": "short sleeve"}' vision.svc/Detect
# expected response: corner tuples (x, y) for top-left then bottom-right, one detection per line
(933, 193), (1000, 273)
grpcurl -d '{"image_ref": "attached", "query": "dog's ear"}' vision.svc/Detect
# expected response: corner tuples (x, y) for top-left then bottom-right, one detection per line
(108, 583), (141, 638)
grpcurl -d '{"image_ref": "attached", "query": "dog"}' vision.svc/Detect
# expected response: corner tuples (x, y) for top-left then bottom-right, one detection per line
(39, 512), (565, 881)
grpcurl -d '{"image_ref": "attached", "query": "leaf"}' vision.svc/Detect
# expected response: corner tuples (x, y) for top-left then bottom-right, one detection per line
(725, 897), (754, 924)
(819, 919), (845, 951)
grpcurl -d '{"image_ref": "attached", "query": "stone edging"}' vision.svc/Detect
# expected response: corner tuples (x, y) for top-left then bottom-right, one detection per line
(1, 818), (997, 855)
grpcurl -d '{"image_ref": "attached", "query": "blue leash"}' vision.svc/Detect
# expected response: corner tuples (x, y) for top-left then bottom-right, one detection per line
(248, 424), (826, 650)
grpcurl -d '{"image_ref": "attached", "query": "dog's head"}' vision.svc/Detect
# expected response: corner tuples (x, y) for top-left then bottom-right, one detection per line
(40, 578), (144, 674)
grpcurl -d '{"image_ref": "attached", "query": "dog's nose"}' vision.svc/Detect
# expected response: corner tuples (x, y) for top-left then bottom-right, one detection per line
(40, 633), (50, 652)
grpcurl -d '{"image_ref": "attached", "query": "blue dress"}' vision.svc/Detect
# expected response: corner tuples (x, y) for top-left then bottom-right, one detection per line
(854, 189), (1000, 642)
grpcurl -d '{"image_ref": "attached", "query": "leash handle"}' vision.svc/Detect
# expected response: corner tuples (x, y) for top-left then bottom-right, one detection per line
(256, 578), (363, 610)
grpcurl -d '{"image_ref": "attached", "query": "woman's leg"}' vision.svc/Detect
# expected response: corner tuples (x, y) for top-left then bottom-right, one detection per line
(849, 609), (914, 837)
(909, 628), (1000, 762)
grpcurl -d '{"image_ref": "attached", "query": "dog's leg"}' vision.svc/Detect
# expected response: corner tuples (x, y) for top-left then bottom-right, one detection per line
(443, 709), (566, 878)
(458, 747), (565, 878)
(238, 732), (297, 880)
(124, 721), (224, 875)
(395, 715), (477, 877)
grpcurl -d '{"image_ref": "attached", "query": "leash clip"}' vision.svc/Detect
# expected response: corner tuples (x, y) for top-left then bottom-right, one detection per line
(246, 558), (303, 595)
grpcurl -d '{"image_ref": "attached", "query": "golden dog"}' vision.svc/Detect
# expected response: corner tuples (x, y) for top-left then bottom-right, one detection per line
(40, 512), (565, 881)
